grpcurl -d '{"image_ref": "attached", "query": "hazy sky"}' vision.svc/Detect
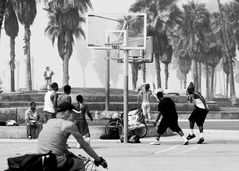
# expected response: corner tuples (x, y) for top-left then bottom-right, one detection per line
(0, 0), (236, 96)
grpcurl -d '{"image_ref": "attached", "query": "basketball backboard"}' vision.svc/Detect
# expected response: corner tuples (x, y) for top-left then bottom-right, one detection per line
(86, 13), (147, 50)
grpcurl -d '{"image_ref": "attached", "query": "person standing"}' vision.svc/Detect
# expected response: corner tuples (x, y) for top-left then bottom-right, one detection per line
(150, 90), (189, 145)
(74, 95), (93, 148)
(44, 66), (54, 90)
(137, 84), (157, 122)
(186, 85), (209, 144)
(58, 85), (72, 105)
(43, 82), (58, 123)
(25, 101), (41, 139)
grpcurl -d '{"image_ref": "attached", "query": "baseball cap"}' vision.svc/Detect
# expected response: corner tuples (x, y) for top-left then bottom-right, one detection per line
(57, 102), (75, 112)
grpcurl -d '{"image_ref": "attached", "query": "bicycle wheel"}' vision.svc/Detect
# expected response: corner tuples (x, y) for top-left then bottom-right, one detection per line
(134, 123), (147, 138)
(105, 120), (123, 136)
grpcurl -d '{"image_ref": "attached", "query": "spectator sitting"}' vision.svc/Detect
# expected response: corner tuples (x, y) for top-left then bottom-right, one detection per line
(25, 101), (41, 140)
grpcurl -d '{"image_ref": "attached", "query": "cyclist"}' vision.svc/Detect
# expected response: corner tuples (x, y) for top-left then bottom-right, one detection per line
(37, 102), (107, 170)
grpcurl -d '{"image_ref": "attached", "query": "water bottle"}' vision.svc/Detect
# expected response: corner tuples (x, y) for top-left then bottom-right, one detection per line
(95, 110), (98, 119)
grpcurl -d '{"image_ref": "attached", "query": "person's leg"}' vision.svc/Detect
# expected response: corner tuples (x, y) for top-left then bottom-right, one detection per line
(26, 123), (31, 139)
(141, 103), (148, 120)
(150, 119), (167, 145)
(43, 111), (49, 123)
(69, 158), (85, 171)
(146, 103), (151, 121)
(195, 109), (208, 144)
(187, 109), (197, 140)
(170, 122), (188, 145)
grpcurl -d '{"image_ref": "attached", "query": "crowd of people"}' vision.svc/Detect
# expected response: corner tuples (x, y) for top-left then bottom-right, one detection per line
(25, 78), (209, 170)
(25, 81), (107, 170)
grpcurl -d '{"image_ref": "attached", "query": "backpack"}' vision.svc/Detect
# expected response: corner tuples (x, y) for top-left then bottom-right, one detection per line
(5, 151), (57, 171)
(108, 127), (120, 139)
(120, 130), (141, 143)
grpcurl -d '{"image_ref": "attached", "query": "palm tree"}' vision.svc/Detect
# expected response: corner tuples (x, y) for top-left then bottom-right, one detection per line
(0, 0), (7, 37)
(180, 1), (210, 91)
(130, 62), (141, 90)
(14, 0), (39, 91)
(130, 0), (183, 89)
(217, 0), (237, 104)
(4, 0), (19, 92)
(44, 0), (92, 86)
(161, 44), (172, 89)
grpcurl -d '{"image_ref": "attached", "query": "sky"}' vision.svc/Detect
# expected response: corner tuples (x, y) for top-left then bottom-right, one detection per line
(0, 0), (237, 96)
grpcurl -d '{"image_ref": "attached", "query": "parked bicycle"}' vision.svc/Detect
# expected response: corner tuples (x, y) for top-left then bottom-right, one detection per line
(105, 108), (148, 138)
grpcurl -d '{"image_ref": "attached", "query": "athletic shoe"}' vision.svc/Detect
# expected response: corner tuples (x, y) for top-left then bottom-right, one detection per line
(184, 140), (189, 145)
(197, 137), (204, 144)
(186, 134), (196, 140)
(150, 139), (160, 145)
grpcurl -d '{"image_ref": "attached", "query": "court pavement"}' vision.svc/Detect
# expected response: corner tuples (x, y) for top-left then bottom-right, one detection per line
(1, 128), (239, 171)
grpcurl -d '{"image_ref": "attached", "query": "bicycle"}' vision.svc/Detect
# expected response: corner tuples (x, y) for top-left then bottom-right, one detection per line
(77, 154), (108, 171)
(105, 108), (147, 138)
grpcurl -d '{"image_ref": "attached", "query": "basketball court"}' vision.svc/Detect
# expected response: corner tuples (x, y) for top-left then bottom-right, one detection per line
(1, 129), (239, 171)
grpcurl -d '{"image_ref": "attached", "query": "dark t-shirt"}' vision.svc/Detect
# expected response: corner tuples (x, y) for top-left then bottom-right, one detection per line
(158, 97), (177, 119)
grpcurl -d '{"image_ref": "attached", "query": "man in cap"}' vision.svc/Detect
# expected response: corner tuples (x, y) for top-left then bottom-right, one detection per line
(150, 90), (188, 145)
(38, 102), (107, 170)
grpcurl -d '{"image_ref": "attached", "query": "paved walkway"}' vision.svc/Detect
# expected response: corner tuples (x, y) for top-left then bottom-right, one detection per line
(1, 129), (239, 171)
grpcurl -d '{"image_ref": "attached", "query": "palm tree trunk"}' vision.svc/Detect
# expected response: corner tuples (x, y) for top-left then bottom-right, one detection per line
(10, 37), (15, 92)
(131, 63), (138, 90)
(206, 64), (210, 99)
(184, 73), (187, 89)
(193, 59), (198, 91)
(211, 66), (215, 98)
(198, 62), (201, 92)
(154, 54), (161, 88)
(229, 58), (236, 104)
(142, 63), (146, 83)
(62, 55), (70, 86)
(165, 63), (169, 89)
(226, 73), (229, 98)
(24, 25), (32, 91)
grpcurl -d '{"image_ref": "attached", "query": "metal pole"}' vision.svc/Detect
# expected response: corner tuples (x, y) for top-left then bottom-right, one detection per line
(105, 37), (110, 111)
(123, 25), (129, 143)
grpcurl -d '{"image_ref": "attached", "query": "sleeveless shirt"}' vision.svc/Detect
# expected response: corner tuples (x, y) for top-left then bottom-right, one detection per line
(43, 90), (55, 113)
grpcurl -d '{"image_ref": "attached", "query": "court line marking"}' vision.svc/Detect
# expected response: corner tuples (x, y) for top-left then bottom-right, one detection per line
(178, 144), (200, 154)
(154, 145), (180, 155)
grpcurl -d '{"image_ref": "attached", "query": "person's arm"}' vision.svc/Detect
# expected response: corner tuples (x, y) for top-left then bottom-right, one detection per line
(64, 122), (101, 161)
(51, 92), (58, 113)
(137, 91), (142, 104)
(152, 91), (158, 101)
(153, 112), (161, 126)
(85, 106), (93, 121)
(25, 110), (29, 123)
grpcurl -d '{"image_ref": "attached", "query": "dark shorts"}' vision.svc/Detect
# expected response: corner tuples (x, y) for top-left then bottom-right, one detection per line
(43, 111), (56, 123)
(188, 107), (208, 126)
(76, 119), (90, 136)
(157, 117), (182, 135)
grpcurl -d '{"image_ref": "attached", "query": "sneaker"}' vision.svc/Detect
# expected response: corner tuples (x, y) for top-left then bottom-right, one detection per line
(184, 140), (189, 145)
(150, 139), (160, 145)
(186, 134), (196, 140)
(197, 137), (204, 144)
